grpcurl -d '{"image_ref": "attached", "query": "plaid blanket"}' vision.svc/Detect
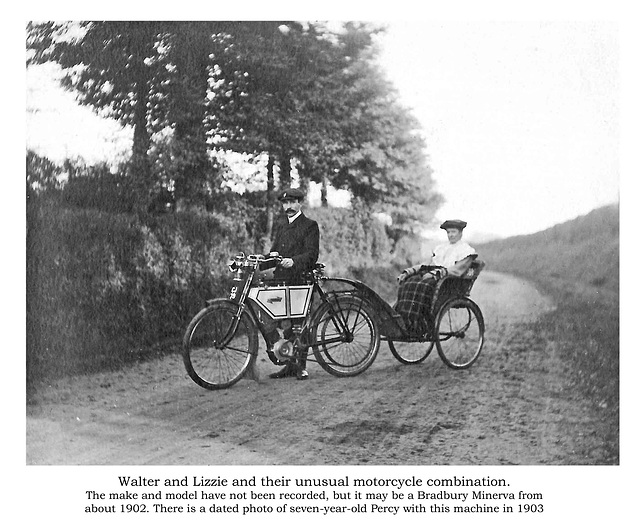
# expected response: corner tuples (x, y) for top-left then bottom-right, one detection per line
(394, 275), (438, 335)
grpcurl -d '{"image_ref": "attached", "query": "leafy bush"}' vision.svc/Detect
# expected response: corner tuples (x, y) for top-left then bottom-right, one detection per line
(307, 203), (392, 276)
(63, 165), (117, 211)
(26, 149), (63, 197)
(26, 186), (399, 392)
(26, 201), (254, 388)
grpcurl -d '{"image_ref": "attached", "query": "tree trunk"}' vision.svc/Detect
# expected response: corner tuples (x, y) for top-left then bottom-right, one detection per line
(279, 153), (292, 188)
(172, 23), (211, 209)
(321, 175), (328, 206)
(298, 171), (309, 196)
(130, 66), (152, 213)
(264, 154), (276, 252)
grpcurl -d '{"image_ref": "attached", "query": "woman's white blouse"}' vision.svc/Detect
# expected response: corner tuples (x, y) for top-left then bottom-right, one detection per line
(432, 241), (476, 268)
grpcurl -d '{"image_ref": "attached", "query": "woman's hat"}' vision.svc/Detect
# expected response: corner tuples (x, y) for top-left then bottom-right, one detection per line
(440, 219), (467, 230)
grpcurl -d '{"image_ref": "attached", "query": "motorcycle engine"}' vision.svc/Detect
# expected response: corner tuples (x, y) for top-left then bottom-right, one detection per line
(272, 338), (294, 361)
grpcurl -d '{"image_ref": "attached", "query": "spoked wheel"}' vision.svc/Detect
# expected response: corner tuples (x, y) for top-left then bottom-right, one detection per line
(310, 295), (380, 377)
(434, 298), (484, 369)
(388, 339), (434, 364)
(182, 300), (258, 390)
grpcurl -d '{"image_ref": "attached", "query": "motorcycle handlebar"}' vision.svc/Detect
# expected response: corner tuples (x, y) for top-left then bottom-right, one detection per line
(227, 252), (282, 272)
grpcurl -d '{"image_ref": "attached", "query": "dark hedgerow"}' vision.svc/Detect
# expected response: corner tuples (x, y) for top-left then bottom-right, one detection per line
(26, 201), (254, 388)
(26, 198), (394, 392)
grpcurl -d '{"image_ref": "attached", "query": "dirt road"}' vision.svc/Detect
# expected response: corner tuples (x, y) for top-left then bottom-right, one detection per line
(26, 270), (613, 465)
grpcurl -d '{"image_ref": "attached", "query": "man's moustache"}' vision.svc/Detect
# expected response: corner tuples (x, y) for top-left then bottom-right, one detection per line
(286, 209), (296, 215)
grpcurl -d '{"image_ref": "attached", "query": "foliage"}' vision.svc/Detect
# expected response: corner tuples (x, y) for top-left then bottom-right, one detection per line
(511, 262), (620, 463)
(476, 204), (619, 458)
(215, 24), (376, 170)
(26, 201), (255, 388)
(27, 152), (153, 214)
(26, 21), (442, 232)
(327, 56), (441, 228)
(477, 203), (619, 296)
(24, 20), (448, 388)
(216, 21), (440, 228)
(306, 202), (392, 276)
(529, 284), (618, 404)
(27, 22), (164, 195)
(61, 160), (139, 213)
(26, 197), (396, 389)
(26, 149), (63, 197)
(389, 232), (435, 268)
(27, 22), (230, 206)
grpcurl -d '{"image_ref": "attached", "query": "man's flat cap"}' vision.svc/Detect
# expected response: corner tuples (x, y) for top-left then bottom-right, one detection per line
(440, 219), (467, 230)
(278, 187), (305, 201)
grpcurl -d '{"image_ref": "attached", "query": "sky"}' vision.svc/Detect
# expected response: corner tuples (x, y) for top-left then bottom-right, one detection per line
(376, 21), (619, 238)
(25, 18), (622, 239)
(27, 63), (132, 165)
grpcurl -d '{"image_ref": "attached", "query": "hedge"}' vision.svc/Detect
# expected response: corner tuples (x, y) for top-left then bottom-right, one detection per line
(26, 200), (394, 389)
(26, 201), (254, 386)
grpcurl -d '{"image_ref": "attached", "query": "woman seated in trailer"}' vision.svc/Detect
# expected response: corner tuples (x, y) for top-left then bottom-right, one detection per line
(394, 219), (477, 334)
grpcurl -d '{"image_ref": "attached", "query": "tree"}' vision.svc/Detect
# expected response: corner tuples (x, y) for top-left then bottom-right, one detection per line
(26, 21), (442, 234)
(26, 150), (62, 199)
(27, 22), (167, 208)
(212, 22), (385, 225)
(330, 65), (442, 231)
(159, 22), (233, 209)
(27, 21), (234, 209)
(213, 22), (437, 215)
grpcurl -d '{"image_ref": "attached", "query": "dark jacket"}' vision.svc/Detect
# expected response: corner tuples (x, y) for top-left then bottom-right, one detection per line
(270, 212), (320, 281)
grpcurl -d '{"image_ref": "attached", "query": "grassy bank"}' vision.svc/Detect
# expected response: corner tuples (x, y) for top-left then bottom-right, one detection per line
(474, 204), (619, 461)
(525, 278), (618, 411)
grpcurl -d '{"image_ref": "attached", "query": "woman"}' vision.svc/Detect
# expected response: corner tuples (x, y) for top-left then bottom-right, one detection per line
(395, 219), (477, 334)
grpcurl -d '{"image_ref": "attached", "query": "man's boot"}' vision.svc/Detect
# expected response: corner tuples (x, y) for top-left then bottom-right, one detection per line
(296, 350), (309, 380)
(269, 362), (296, 379)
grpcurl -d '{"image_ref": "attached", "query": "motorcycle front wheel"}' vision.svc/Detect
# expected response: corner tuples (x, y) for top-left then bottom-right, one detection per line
(182, 300), (258, 390)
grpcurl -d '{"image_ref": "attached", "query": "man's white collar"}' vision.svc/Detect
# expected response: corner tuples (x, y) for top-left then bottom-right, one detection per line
(288, 211), (302, 224)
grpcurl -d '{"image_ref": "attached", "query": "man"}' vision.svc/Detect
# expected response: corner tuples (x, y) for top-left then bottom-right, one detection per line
(265, 187), (320, 380)
(395, 219), (477, 334)
(270, 187), (320, 283)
